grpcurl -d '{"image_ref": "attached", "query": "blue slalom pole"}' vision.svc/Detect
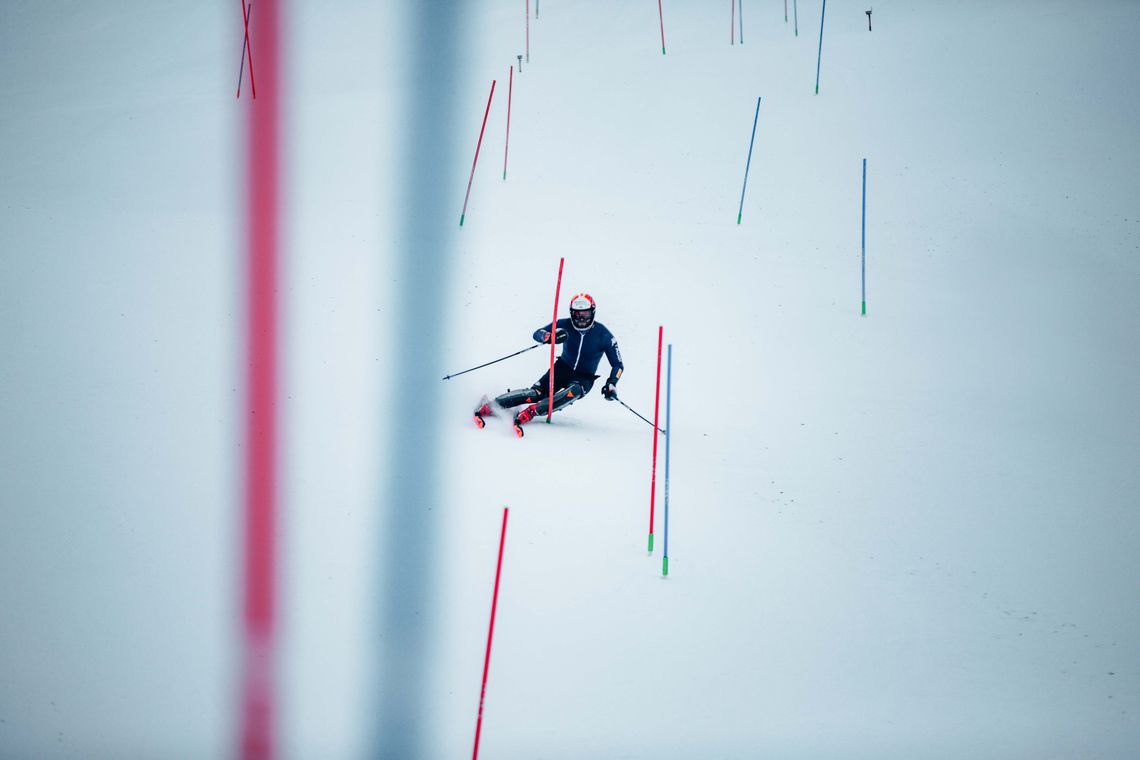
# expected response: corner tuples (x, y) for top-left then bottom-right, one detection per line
(737, 96), (761, 225)
(814, 0), (827, 94)
(861, 158), (867, 316)
(662, 344), (672, 576)
(794, 0), (798, 36)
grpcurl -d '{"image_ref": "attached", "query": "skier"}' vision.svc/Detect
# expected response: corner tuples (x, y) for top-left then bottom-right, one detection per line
(474, 293), (624, 437)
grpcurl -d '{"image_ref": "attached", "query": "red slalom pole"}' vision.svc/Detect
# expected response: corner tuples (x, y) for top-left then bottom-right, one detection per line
(472, 507), (510, 760)
(657, 0), (666, 54)
(460, 80), (496, 226)
(647, 326), (663, 552)
(547, 258), (564, 423)
(502, 65), (513, 180)
(241, 0), (278, 756)
(238, 0), (257, 99)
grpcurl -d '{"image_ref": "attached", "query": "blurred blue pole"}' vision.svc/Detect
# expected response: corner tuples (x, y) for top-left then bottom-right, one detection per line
(372, 1), (463, 756)
(815, 0), (826, 94)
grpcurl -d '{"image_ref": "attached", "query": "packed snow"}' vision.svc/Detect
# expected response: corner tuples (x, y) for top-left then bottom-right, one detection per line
(1, 1), (1138, 757)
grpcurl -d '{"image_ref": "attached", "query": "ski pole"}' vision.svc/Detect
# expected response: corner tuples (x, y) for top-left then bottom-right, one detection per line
(442, 344), (540, 380)
(616, 397), (665, 435)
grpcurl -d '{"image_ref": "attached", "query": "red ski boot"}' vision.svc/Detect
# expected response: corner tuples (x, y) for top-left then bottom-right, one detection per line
(473, 397), (494, 429)
(512, 404), (538, 437)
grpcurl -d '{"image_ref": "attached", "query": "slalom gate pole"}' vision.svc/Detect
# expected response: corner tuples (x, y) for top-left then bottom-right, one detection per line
(503, 65), (513, 180)
(617, 398), (665, 434)
(662, 344), (673, 576)
(547, 258), (564, 422)
(442, 344), (540, 380)
(785, 0), (788, 23)
(526, 0), (530, 62)
(461, 80), (496, 226)
(240, 0), (279, 755)
(657, 0), (666, 54)
(861, 158), (867, 316)
(471, 507), (509, 760)
(739, 0), (743, 44)
(815, 0), (827, 94)
(237, 0), (256, 99)
(731, 0), (735, 45)
(236, 1), (253, 98)
(647, 326), (663, 552)
(737, 96), (761, 225)
(794, 0), (798, 36)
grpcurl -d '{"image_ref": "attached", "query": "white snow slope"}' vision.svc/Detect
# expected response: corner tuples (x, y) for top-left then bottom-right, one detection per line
(1, 1), (1138, 758)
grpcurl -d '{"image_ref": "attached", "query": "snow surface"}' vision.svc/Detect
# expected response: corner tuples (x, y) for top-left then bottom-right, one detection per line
(1, 1), (1139, 758)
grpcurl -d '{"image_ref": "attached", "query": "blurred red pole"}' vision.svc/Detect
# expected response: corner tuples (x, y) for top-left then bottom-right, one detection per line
(472, 507), (510, 760)
(547, 258), (564, 422)
(242, 0), (278, 756)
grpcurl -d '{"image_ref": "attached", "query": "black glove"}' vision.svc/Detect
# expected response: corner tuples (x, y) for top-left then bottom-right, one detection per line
(602, 380), (618, 400)
(541, 328), (568, 344)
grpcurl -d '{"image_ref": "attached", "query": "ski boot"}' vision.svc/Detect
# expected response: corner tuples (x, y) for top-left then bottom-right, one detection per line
(512, 404), (538, 438)
(473, 396), (495, 429)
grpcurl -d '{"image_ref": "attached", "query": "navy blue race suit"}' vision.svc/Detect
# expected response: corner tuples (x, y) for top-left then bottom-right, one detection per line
(491, 319), (623, 418)
(531, 318), (623, 394)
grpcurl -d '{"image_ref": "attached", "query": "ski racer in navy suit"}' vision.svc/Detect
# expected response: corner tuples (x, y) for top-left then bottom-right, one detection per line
(474, 293), (624, 435)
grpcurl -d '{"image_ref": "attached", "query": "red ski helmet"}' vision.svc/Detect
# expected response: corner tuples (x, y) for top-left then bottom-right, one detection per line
(568, 293), (596, 329)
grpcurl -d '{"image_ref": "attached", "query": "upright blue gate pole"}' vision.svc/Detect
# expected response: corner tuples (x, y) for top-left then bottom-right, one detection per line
(663, 344), (673, 576)
(815, 0), (827, 94)
(737, 96), (762, 224)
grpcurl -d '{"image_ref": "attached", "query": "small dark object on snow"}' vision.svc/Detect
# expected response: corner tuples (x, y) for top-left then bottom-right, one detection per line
(517, 54), (523, 73)
(866, 8), (872, 31)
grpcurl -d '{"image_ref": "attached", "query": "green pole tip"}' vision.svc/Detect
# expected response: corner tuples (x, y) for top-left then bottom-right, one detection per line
(662, 47), (666, 55)
(502, 172), (506, 180)
(648, 533), (654, 553)
(861, 301), (866, 316)
(736, 212), (742, 225)
(459, 215), (465, 226)
(662, 556), (669, 576)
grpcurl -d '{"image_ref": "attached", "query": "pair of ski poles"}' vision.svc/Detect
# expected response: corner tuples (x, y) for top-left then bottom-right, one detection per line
(442, 344), (665, 435)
